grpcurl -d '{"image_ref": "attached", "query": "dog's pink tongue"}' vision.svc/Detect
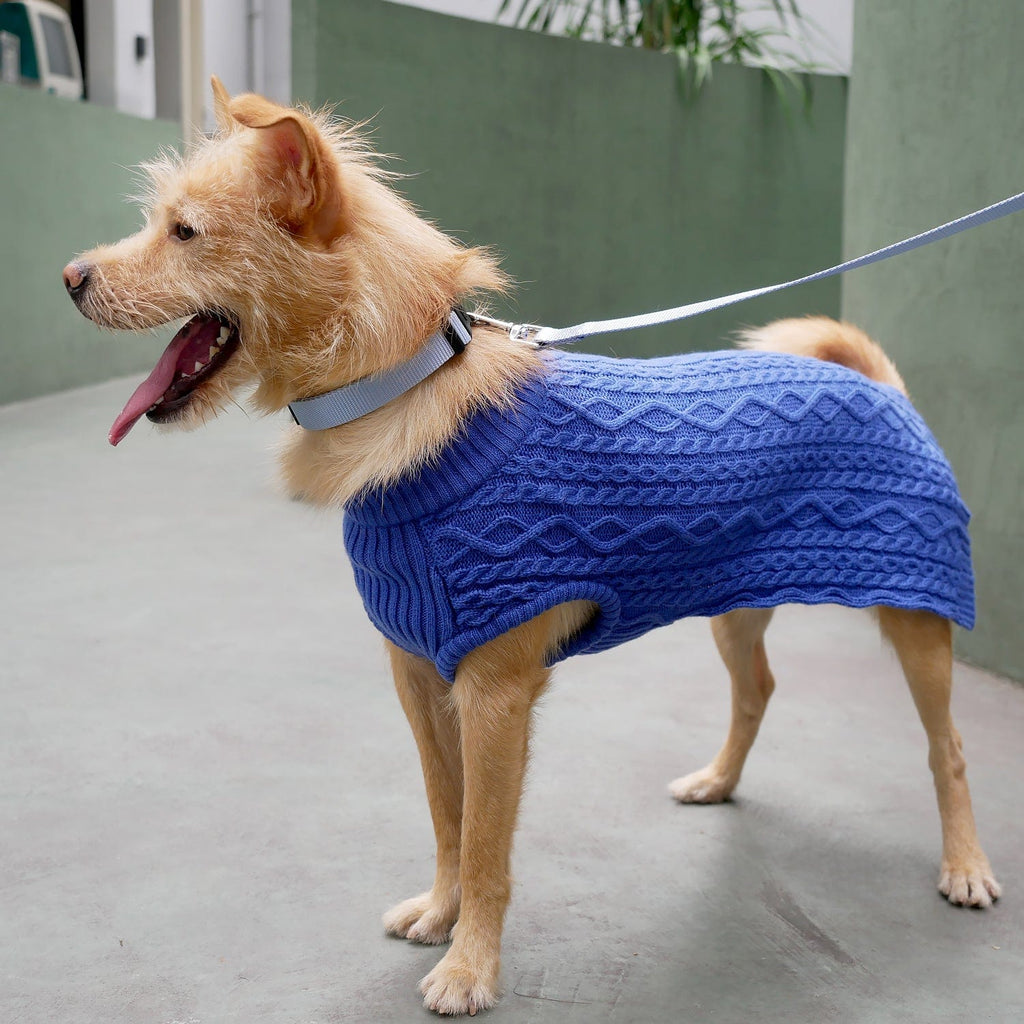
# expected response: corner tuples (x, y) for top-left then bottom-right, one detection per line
(108, 324), (194, 446)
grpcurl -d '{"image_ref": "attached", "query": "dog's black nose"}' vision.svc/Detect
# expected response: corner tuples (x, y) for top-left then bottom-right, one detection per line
(63, 261), (89, 297)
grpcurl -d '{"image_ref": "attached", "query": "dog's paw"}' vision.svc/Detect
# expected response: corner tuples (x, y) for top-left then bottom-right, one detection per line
(420, 948), (500, 1017)
(668, 767), (736, 804)
(383, 890), (458, 945)
(939, 857), (1001, 908)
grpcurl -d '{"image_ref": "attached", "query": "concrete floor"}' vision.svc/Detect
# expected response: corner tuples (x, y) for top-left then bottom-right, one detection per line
(2, 378), (1023, 1024)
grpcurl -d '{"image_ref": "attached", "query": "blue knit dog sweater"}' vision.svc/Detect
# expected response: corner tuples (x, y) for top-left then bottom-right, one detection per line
(343, 349), (974, 682)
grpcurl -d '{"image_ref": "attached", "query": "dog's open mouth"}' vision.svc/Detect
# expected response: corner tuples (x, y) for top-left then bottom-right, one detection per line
(108, 313), (240, 446)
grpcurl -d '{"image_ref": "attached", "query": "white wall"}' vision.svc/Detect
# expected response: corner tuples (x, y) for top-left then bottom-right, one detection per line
(115, 0), (155, 115)
(261, 0), (290, 104)
(202, 0), (248, 101)
(85, 0), (156, 116)
(84, 0), (291, 125)
(739, 0), (854, 75)
(202, 0), (291, 129)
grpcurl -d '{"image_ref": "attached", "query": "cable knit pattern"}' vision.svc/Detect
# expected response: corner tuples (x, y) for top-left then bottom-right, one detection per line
(343, 349), (974, 682)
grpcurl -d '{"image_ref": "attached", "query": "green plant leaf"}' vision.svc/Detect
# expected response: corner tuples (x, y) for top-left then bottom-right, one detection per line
(500, 0), (818, 111)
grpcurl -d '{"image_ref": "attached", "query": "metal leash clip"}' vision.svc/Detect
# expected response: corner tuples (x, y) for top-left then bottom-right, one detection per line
(509, 322), (547, 345)
(468, 313), (549, 348)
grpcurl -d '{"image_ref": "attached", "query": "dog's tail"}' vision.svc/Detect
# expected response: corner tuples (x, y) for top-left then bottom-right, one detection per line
(737, 316), (907, 396)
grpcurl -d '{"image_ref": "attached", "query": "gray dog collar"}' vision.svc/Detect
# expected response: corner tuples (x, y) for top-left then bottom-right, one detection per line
(288, 308), (473, 430)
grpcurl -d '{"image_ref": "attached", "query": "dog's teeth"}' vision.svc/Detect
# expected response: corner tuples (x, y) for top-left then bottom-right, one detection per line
(209, 346), (218, 360)
(194, 361), (204, 372)
(217, 326), (230, 343)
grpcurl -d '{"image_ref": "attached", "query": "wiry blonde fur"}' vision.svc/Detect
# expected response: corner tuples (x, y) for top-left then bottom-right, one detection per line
(738, 316), (907, 394)
(72, 83), (539, 503)
(66, 80), (1000, 1018)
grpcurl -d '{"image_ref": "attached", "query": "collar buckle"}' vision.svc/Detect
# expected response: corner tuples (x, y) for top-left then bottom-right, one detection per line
(444, 306), (472, 354)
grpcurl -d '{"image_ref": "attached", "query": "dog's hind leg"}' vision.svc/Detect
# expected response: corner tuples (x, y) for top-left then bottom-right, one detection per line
(877, 606), (1000, 907)
(670, 607), (776, 803)
(383, 644), (464, 945)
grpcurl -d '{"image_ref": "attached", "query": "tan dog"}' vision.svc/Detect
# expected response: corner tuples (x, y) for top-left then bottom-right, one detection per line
(63, 80), (1000, 1016)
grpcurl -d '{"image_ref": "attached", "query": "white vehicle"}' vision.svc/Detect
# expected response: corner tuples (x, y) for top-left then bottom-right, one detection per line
(0, 0), (83, 99)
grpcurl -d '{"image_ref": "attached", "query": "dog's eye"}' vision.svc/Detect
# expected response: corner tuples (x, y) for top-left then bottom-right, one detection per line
(172, 222), (196, 241)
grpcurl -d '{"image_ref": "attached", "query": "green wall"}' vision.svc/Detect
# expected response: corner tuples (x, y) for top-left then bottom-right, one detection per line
(0, 87), (179, 404)
(841, 2), (1024, 679)
(294, 0), (847, 358)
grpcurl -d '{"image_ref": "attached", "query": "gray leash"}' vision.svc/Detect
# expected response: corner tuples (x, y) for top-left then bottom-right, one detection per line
(481, 188), (1024, 348)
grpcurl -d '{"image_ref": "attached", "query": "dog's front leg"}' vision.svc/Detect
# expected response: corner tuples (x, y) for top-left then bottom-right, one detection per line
(418, 620), (552, 1016)
(383, 644), (464, 945)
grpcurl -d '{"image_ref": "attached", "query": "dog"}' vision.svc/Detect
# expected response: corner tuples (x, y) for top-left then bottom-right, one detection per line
(63, 79), (1000, 1016)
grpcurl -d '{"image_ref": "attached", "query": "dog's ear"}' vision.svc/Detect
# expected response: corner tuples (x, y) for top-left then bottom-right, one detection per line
(229, 94), (345, 247)
(210, 75), (234, 133)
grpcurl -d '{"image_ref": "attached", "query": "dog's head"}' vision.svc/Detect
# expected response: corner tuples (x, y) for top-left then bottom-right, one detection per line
(65, 77), (503, 445)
